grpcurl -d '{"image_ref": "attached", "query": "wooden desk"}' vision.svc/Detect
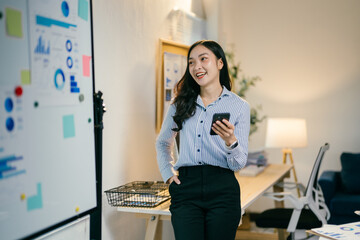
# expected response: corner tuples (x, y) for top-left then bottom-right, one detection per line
(117, 164), (292, 240)
(235, 164), (292, 240)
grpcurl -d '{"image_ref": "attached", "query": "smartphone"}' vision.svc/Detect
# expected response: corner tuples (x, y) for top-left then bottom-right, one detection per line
(210, 113), (230, 135)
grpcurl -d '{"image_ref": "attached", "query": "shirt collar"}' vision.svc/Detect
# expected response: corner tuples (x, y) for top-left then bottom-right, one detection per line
(196, 86), (231, 107)
(220, 86), (231, 97)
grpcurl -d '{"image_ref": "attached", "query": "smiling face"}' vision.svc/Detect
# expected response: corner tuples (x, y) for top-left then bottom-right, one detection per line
(188, 45), (224, 90)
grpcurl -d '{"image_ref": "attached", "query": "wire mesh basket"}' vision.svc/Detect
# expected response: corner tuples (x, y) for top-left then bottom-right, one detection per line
(105, 181), (170, 208)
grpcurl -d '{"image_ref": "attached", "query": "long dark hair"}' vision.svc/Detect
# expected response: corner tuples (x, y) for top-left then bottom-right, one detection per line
(172, 40), (232, 131)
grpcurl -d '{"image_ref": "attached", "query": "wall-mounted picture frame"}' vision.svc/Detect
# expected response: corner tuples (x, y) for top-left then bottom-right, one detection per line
(156, 38), (189, 133)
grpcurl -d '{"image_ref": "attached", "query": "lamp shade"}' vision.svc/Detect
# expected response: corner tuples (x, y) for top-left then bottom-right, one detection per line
(265, 118), (307, 148)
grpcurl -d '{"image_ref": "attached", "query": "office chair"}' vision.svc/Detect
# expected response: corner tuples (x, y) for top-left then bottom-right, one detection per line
(255, 143), (330, 240)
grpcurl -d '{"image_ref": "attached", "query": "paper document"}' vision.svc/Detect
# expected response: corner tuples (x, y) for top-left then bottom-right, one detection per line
(239, 165), (266, 177)
(307, 221), (360, 239)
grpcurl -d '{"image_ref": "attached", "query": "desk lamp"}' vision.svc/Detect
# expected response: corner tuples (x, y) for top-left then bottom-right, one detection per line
(265, 118), (308, 197)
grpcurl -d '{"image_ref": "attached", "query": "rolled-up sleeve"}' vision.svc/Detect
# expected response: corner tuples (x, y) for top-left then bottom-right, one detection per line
(155, 104), (177, 182)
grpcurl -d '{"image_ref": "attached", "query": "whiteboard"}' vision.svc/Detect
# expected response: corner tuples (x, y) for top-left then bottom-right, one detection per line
(0, 0), (97, 239)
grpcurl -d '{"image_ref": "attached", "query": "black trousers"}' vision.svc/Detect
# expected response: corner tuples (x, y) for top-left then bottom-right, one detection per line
(169, 165), (241, 240)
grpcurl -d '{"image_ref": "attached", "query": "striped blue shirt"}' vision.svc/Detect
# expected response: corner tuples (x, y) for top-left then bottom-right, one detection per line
(156, 87), (250, 182)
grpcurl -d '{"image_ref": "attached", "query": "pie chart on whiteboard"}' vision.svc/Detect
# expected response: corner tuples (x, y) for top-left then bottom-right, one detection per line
(54, 68), (65, 90)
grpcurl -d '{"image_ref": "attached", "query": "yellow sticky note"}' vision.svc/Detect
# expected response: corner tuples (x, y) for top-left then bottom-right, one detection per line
(5, 8), (23, 38)
(20, 193), (26, 201)
(21, 70), (31, 85)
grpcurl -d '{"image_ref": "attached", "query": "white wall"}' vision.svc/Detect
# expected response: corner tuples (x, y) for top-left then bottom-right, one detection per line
(92, 1), (205, 239)
(219, 0), (360, 211)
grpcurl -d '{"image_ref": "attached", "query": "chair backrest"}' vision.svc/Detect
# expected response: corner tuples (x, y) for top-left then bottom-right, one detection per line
(304, 143), (330, 223)
(304, 143), (329, 195)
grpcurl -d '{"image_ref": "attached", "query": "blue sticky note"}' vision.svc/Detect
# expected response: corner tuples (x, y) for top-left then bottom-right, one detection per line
(27, 183), (43, 211)
(63, 115), (75, 138)
(78, 0), (88, 21)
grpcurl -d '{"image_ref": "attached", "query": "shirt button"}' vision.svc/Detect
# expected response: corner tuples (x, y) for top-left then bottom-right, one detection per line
(204, 109), (206, 112)
(200, 120), (203, 123)
(197, 149), (200, 152)
(198, 162), (202, 165)
(198, 134), (201, 137)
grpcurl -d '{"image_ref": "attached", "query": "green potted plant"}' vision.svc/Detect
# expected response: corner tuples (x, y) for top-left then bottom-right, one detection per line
(226, 51), (266, 135)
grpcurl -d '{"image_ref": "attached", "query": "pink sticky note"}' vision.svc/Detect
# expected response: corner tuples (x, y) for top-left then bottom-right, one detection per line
(82, 55), (92, 77)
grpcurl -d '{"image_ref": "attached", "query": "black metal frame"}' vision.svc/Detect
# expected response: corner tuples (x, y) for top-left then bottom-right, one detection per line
(90, 91), (105, 240)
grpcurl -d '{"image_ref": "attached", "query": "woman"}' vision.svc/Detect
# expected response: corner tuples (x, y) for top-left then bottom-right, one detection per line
(156, 40), (250, 240)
